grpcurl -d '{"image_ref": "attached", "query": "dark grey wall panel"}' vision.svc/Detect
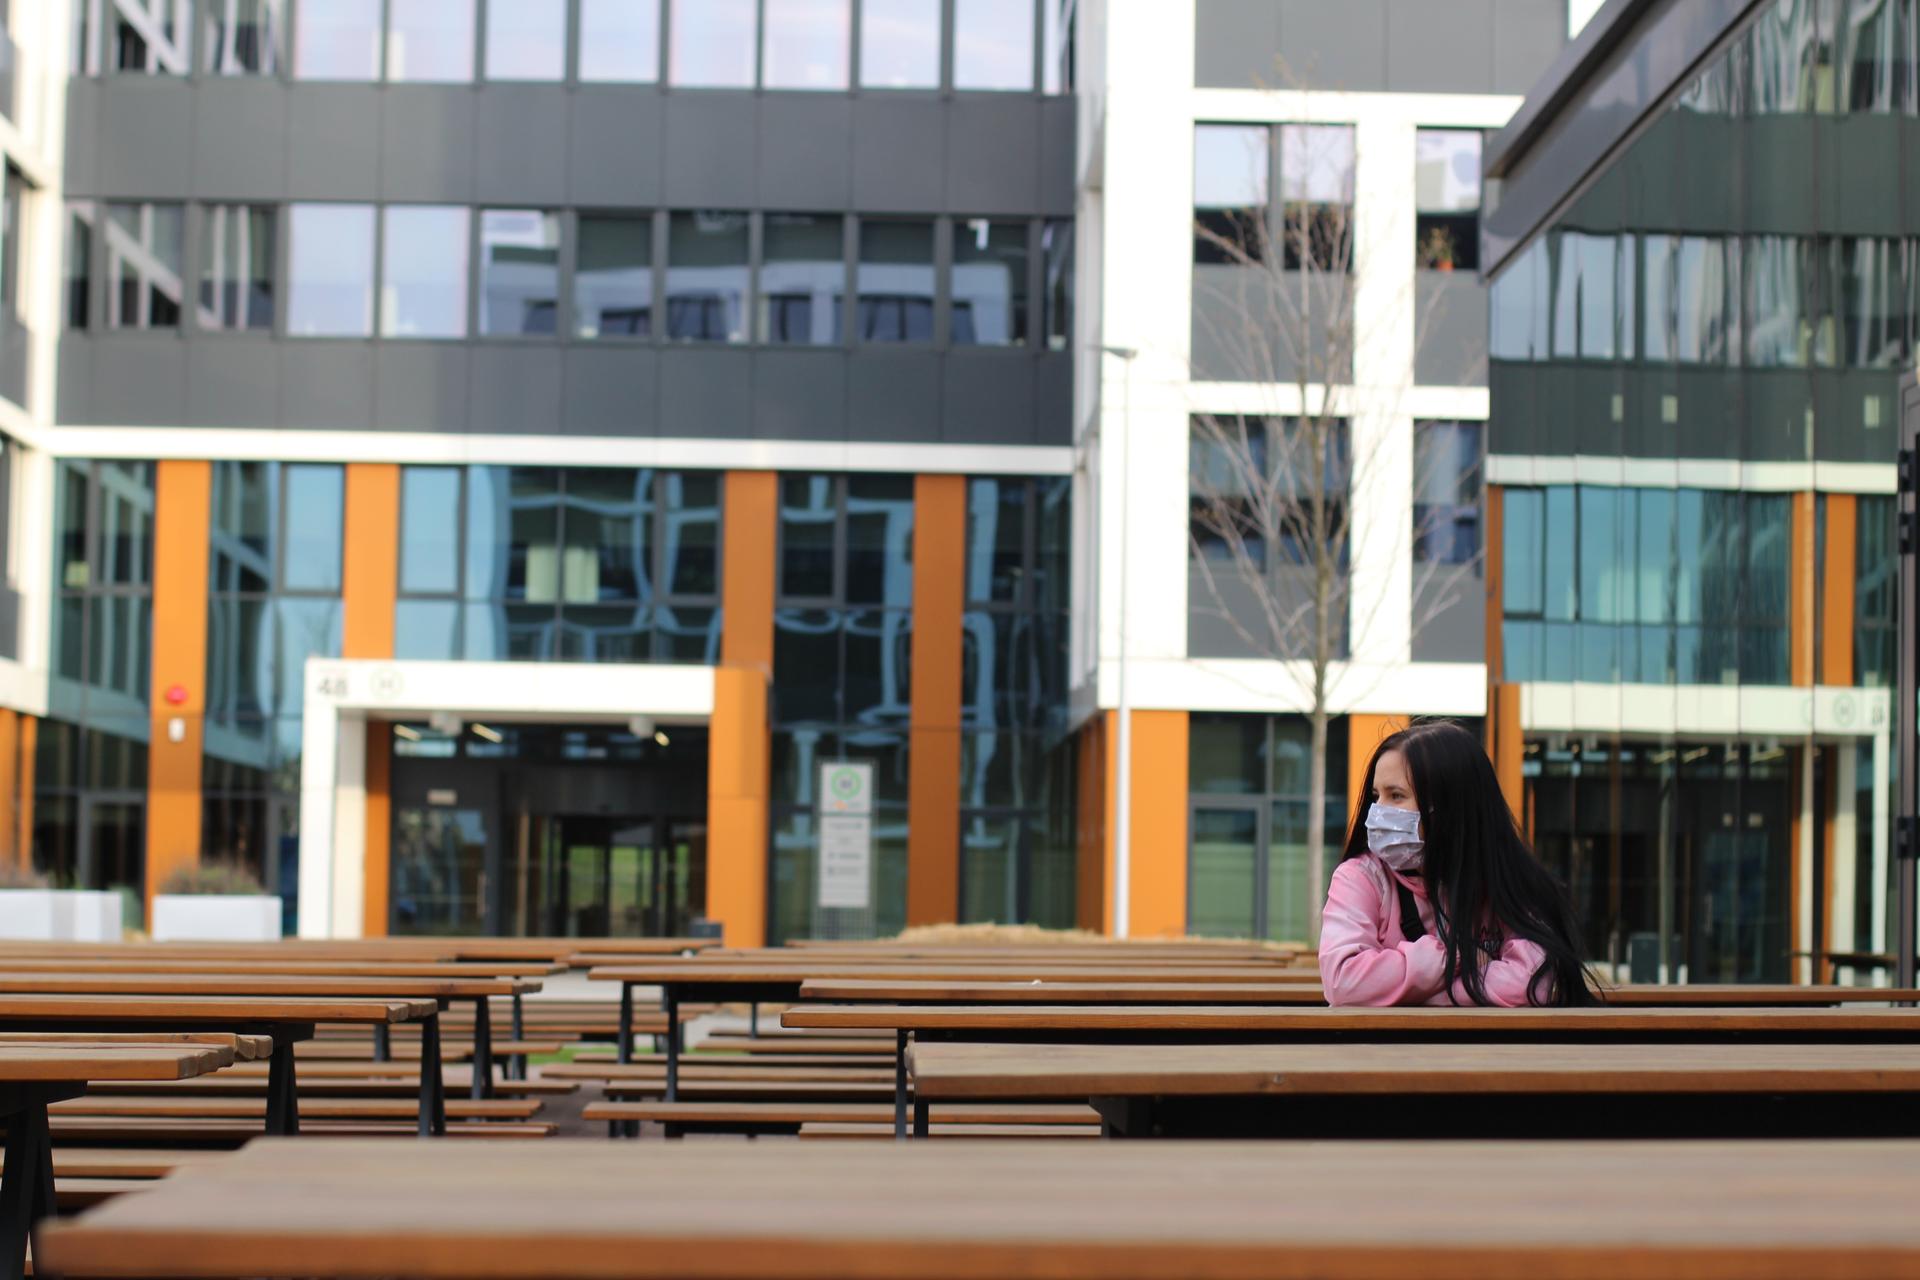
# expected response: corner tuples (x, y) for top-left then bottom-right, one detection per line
(1492, 0), (1577, 96)
(758, 97), (853, 210)
(1195, 0), (1283, 89)
(568, 90), (666, 207)
(851, 97), (947, 212)
(660, 347), (754, 434)
(1038, 99), (1077, 217)
(469, 346), (563, 433)
(945, 352), (1035, 445)
(474, 88), (570, 204)
(280, 344), (376, 430)
(1386, 0), (1494, 94)
(1036, 354), (1072, 445)
(187, 339), (279, 426)
(89, 80), (195, 199)
(191, 82), (289, 198)
(382, 88), (477, 203)
(285, 88), (381, 200)
(948, 97), (1040, 215)
(663, 94), (758, 208)
(55, 338), (93, 426)
(87, 336), (188, 424)
(1415, 272), (1490, 387)
(63, 82), (99, 197)
(1278, 0), (1387, 89)
(374, 344), (471, 431)
(847, 350), (941, 442)
(1412, 584), (1485, 663)
(753, 351), (847, 440)
(561, 345), (659, 435)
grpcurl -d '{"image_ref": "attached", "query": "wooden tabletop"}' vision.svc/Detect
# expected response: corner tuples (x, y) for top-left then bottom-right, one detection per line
(0, 1043), (239, 1082)
(0, 974), (540, 999)
(0, 1032), (274, 1060)
(1600, 984), (1920, 1005)
(908, 1040), (1920, 1098)
(0, 994), (435, 1025)
(783, 1002), (1920, 1035)
(592, 964), (1321, 985)
(799, 979), (1330, 1004)
(0, 959), (562, 978)
(37, 1137), (1920, 1278)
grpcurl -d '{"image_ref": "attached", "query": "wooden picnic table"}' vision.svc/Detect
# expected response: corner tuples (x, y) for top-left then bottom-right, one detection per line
(908, 1040), (1920, 1140)
(0, 995), (436, 1136)
(36, 1136), (1920, 1278)
(0, 1040), (241, 1279)
(800, 979), (1330, 1004)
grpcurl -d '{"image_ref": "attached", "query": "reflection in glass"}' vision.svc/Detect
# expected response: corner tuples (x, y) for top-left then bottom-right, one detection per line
(1414, 129), (1480, 272)
(400, 467), (462, 595)
(857, 220), (934, 343)
(479, 210), (560, 337)
(665, 211), (748, 343)
(773, 609), (841, 724)
(273, 597), (343, 715)
(105, 203), (184, 330)
(486, 0), (565, 79)
(395, 600), (460, 660)
(576, 215), (653, 338)
(661, 472), (720, 596)
(197, 205), (274, 331)
(204, 0), (285, 75)
(381, 206), (470, 339)
(1041, 220), (1072, 351)
(578, 0), (660, 81)
(965, 478), (1026, 605)
(1189, 807), (1257, 937)
(846, 475), (914, 606)
(668, 0), (754, 87)
(1412, 422), (1481, 565)
(1745, 235), (1833, 368)
(759, 214), (843, 344)
(386, 0), (474, 81)
(560, 468), (646, 602)
(780, 476), (837, 600)
(952, 219), (1027, 346)
(1842, 237), (1912, 369)
(66, 205), (94, 331)
(287, 204), (375, 337)
(860, 0), (938, 88)
(762, 0), (849, 89)
(1193, 124), (1269, 264)
(282, 465), (345, 592)
(953, 0), (1033, 90)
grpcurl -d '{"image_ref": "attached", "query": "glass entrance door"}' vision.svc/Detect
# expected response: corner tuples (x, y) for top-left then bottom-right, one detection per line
(527, 815), (707, 938)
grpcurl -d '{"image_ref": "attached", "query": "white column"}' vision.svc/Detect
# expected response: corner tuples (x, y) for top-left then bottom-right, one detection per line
(1872, 726), (1891, 980)
(297, 695), (340, 938)
(1795, 746), (1815, 986)
(1831, 743), (1858, 978)
(330, 711), (367, 940)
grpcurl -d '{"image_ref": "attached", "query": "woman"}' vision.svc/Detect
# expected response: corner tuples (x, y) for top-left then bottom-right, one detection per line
(1320, 720), (1595, 1007)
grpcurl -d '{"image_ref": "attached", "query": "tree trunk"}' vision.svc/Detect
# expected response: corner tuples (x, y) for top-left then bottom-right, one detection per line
(1306, 703), (1329, 946)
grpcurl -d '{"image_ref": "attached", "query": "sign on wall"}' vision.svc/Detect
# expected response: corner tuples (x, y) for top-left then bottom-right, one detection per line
(817, 761), (874, 909)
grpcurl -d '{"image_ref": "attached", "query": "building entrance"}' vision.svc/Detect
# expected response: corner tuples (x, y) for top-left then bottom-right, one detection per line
(522, 815), (706, 938)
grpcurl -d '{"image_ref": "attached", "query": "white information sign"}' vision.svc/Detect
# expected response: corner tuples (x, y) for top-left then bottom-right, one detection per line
(818, 762), (875, 908)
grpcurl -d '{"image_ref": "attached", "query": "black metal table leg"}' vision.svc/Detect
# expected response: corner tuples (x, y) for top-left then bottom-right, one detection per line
(469, 997), (494, 1101)
(618, 982), (634, 1066)
(371, 1023), (391, 1063)
(749, 1003), (759, 1037)
(417, 1013), (448, 1138)
(663, 985), (680, 1102)
(914, 1101), (929, 1138)
(264, 1040), (301, 1137)
(0, 1098), (51, 1280)
(893, 1030), (909, 1140)
(509, 991), (527, 1081)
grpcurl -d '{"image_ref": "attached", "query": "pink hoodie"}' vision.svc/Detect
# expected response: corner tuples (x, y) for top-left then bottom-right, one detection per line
(1318, 853), (1551, 1007)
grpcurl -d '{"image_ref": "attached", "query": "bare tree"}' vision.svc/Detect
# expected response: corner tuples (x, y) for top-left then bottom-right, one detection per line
(1188, 122), (1484, 943)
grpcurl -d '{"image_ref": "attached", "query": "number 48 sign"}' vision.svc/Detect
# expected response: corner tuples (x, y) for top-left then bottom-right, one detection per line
(818, 762), (874, 909)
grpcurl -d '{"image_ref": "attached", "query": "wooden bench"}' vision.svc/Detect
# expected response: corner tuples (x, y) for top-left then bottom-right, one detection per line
(797, 1122), (1099, 1140)
(48, 1116), (557, 1143)
(582, 1099), (1101, 1137)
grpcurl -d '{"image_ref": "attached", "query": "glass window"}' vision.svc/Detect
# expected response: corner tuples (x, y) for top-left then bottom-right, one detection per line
(578, 0), (659, 82)
(400, 468), (462, 596)
(1745, 235), (1835, 368)
(1043, 0), (1072, 93)
(1414, 129), (1480, 272)
(1841, 236), (1912, 369)
(87, 0), (194, 74)
(381, 206), (470, 339)
(198, 204), (275, 332)
(575, 214), (653, 339)
(105, 202), (185, 330)
(287, 204), (375, 337)
(66, 205), (95, 331)
(762, 0), (849, 90)
(479, 210), (560, 337)
(665, 211), (748, 344)
(857, 219), (934, 343)
(1280, 124), (1354, 271)
(953, 0), (1033, 91)
(669, 0), (754, 87)
(860, 0), (938, 88)
(1194, 123), (1269, 265)
(485, 0), (564, 79)
(282, 465), (345, 593)
(661, 472), (720, 597)
(386, 0), (474, 82)
(759, 214), (843, 345)
(203, 0), (285, 75)
(952, 218), (1028, 347)
(1412, 422), (1481, 565)
(295, 0), (381, 79)
(1041, 219), (1072, 351)
(780, 476), (838, 600)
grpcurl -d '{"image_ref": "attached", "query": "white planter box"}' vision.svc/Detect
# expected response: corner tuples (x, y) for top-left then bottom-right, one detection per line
(0, 890), (67, 940)
(68, 891), (123, 942)
(151, 895), (282, 942)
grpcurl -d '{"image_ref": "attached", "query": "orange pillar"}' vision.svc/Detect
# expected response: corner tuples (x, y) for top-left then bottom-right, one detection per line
(1126, 709), (1188, 939)
(1821, 494), (1857, 687)
(146, 460), (212, 906)
(17, 715), (35, 864)
(1074, 712), (1115, 933)
(0, 708), (18, 868)
(708, 472), (777, 946)
(1490, 684), (1524, 819)
(1790, 491), (1816, 689)
(343, 465), (400, 937)
(906, 475), (965, 926)
(1346, 715), (1404, 815)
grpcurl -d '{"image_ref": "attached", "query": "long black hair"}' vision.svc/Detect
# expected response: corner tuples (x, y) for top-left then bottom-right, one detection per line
(1341, 720), (1596, 1007)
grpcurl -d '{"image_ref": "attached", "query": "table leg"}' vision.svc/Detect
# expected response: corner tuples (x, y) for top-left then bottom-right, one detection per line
(371, 1024), (391, 1063)
(417, 1013), (447, 1138)
(617, 983), (634, 1066)
(469, 997), (495, 1101)
(749, 1003), (759, 1038)
(893, 1030), (909, 1141)
(913, 1101), (929, 1139)
(0, 1099), (50, 1280)
(663, 986), (680, 1102)
(509, 991), (527, 1081)
(264, 1041), (302, 1137)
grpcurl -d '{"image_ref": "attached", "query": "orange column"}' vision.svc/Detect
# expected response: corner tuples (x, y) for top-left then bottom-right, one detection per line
(17, 715), (35, 863)
(343, 464), (400, 937)
(708, 472), (777, 946)
(146, 460), (212, 906)
(1074, 712), (1115, 933)
(1126, 709), (1188, 939)
(906, 475), (965, 926)
(1790, 491), (1816, 688)
(0, 708), (18, 868)
(1490, 684), (1524, 819)
(1483, 486), (1505, 683)
(1346, 715), (1403, 815)
(1821, 494), (1857, 687)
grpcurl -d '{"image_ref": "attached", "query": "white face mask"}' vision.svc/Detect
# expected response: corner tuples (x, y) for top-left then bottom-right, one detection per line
(1365, 802), (1424, 873)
